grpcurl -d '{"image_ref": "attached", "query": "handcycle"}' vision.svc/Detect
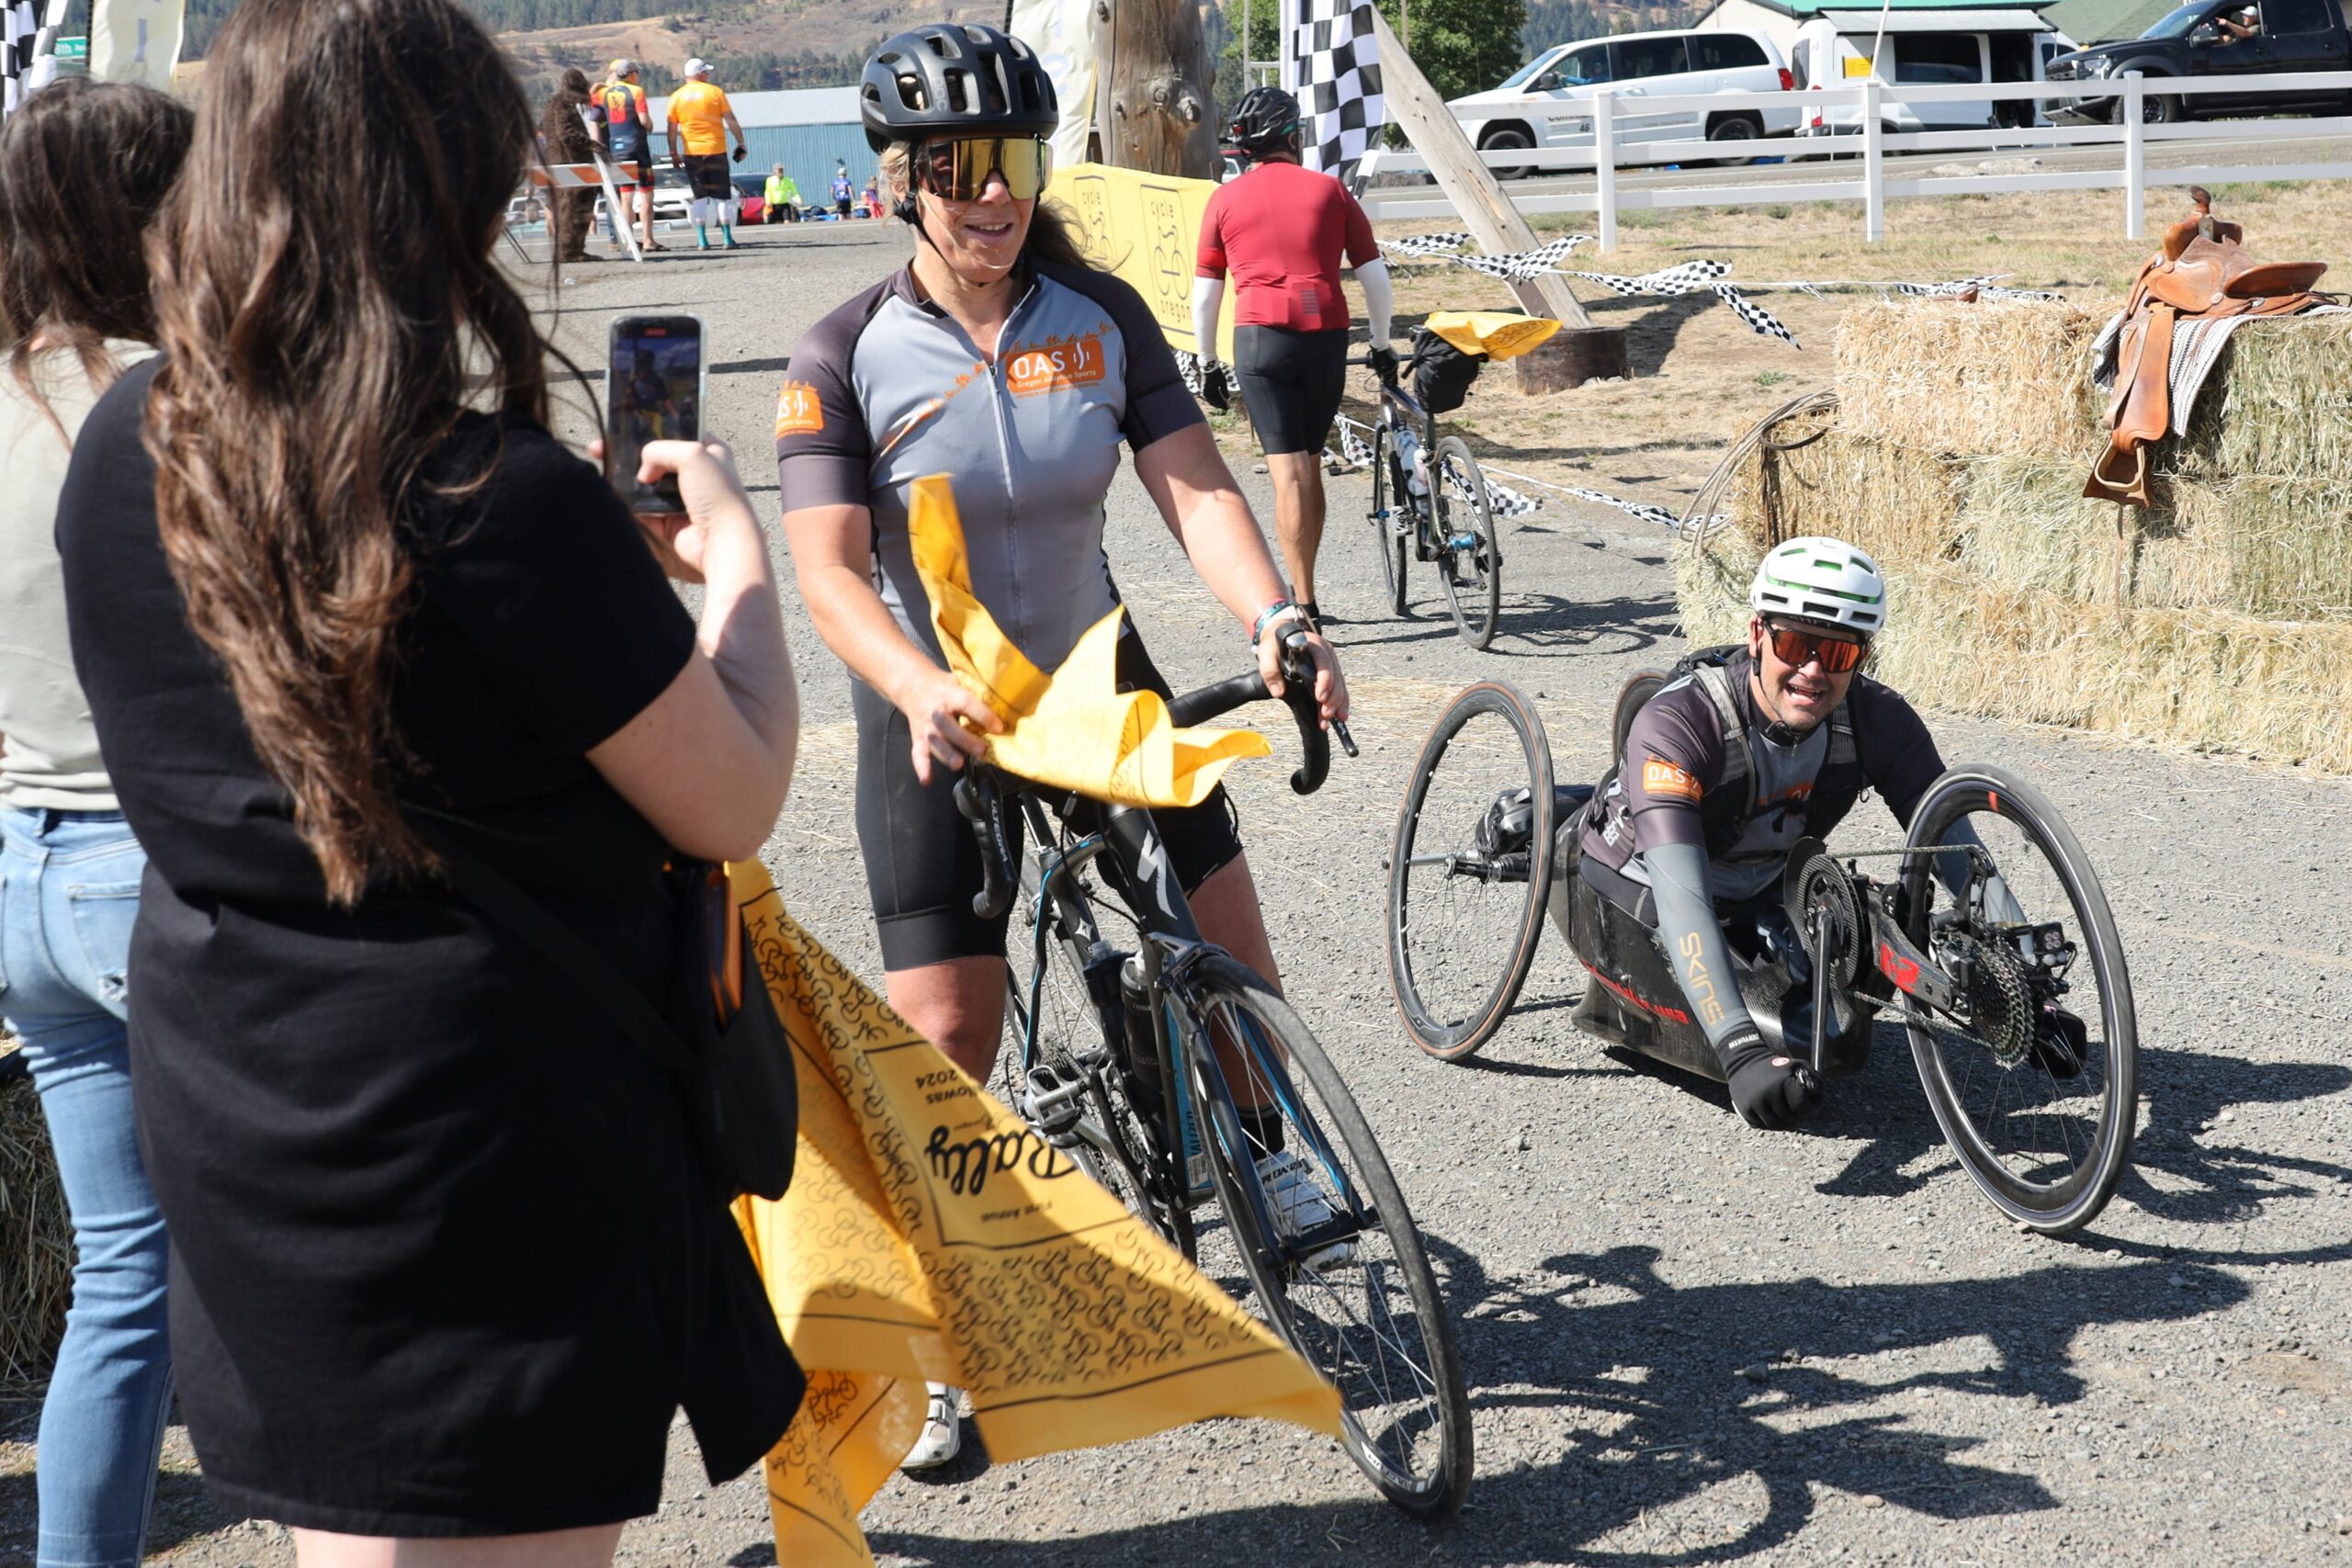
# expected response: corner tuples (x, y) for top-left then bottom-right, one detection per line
(960, 637), (1473, 1516)
(1383, 671), (2139, 1235)
(1351, 348), (1503, 649)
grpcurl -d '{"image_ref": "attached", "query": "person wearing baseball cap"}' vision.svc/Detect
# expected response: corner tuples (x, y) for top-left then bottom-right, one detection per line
(668, 56), (750, 251)
(595, 58), (660, 252)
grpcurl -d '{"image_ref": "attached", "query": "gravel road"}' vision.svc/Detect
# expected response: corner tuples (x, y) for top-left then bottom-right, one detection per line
(8, 220), (2349, 1568)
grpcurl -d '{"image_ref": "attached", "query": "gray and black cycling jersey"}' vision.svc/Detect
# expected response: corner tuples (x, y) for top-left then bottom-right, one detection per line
(773, 258), (1202, 672)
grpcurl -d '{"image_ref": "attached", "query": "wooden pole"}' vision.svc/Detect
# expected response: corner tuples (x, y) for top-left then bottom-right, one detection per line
(1362, 6), (1593, 329)
(1101, 0), (1218, 175)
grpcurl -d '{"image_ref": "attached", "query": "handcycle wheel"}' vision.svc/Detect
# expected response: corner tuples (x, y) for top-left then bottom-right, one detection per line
(1898, 764), (2137, 1235)
(1176, 954), (1474, 1517)
(1433, 436), (1500, 649)
(1386, 682), (1555, 1060)
(1001, 840), (1193, 1254)
(1368, 424), (1409, 616)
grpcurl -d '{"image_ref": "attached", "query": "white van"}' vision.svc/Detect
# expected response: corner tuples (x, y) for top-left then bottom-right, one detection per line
(1443, 28), (1803, 172)
(1791, 10), (2076, 132)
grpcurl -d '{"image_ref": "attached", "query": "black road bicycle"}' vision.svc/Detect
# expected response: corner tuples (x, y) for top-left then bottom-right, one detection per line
(1385, 676), (2139, 1235)
(963, 641), (1473, 1516)
(1355, 353), (1502, 649)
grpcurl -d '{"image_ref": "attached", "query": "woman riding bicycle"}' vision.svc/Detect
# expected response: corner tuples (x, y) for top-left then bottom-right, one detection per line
(775, 20), (1348, 1470)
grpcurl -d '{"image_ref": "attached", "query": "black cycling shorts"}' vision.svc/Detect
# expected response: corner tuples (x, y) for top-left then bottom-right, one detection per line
(684, 152), (733, 202)
(851, 628), (1246, 972)
(1233, 323), (1349, 457)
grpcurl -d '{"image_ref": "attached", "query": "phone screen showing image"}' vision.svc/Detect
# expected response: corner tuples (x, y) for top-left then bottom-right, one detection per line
(606, 314), (705, 513)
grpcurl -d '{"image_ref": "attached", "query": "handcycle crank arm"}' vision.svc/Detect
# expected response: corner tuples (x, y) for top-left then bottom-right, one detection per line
(1809, 903), (1834, 1077)
(1868, 899), (1961, 1015)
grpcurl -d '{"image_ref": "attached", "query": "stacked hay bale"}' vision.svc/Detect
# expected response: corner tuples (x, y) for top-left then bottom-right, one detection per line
(1, 1044), (74, 1391)
(1679, 300), (2352, 773)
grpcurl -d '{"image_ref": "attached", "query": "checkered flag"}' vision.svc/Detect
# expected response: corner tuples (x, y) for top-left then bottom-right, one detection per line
(1283, 0), (1385, 190)
(4, 0), (60, 122)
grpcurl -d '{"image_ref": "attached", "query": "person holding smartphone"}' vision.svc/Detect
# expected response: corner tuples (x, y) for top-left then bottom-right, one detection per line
(777, 20), (1349, 1475)
(54, 2), (801, 1561)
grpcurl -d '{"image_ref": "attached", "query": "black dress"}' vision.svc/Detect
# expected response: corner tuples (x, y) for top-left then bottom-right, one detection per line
(56, 359), (803, 1536)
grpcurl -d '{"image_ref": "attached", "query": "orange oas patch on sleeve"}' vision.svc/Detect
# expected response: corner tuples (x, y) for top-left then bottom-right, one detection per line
(1642, 759), (1702, 802)
(775, 379), (824, 437)
(1004, 334), (1106, 398)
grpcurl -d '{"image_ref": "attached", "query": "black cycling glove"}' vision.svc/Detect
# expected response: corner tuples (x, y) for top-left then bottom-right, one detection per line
(1722, 1027), (1818, 1131)
(732, 144), (749, 162)
(1367, 345), (1400, 385)
(1200, 364), (1231, 412)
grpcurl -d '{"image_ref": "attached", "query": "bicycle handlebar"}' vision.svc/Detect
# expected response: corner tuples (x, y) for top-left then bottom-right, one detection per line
(953, 633), (1356, 918)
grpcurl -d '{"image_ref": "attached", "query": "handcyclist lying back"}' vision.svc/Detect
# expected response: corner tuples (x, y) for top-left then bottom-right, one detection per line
(1575, 536), (2074, 1129)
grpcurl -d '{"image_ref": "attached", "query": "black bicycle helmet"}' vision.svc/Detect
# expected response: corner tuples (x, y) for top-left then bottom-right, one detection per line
(1223, 85), (1303, 154)
(861, 23), (1059, 152)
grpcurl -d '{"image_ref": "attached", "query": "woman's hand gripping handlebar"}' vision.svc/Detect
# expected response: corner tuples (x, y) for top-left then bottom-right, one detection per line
(952, 632), (1357, 919)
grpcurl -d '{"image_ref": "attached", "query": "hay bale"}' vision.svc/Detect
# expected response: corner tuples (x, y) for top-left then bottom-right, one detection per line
(1959, 462), (2352, 622)
(1869, 564), (2352, 773)
(2173, 313), (2352, 483)
(0, 1053), (74, 1393)
(1833, 300), (2104, 458)
(1724, 430), (1968, 573)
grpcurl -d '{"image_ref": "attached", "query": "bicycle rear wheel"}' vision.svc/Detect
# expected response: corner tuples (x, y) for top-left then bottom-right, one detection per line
(1387, 682), (1555, 1060)
(1898, 765), (2137, 1235)
(1369, 425), (1408, 616)
(1178, 955), (1473, 1517)
(1434, 436), (1500, 649)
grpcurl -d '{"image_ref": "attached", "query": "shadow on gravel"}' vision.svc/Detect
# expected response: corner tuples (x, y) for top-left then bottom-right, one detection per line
(869, 1235), (2240, 1566)
(0, 1457), (226, 1562)
(1487, 593), (1681, 660)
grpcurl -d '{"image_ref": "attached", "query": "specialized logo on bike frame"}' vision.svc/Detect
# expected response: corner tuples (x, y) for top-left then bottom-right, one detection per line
(1642, 758), (1702, 802)
(924, 1122), (1081, 1197)
(1004, 330), (1108, 398)
(775, 378), (823, 436)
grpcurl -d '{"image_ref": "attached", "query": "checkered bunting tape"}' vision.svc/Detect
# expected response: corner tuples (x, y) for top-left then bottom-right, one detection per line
(1327, 415), (1539, 519)
(1383, 231), (1477, 259)
(1453, 235), (1595, 282)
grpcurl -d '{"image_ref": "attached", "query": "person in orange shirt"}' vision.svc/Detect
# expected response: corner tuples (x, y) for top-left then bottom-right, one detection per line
(594, 59), (660, 253)
(666, 57), (749, 251)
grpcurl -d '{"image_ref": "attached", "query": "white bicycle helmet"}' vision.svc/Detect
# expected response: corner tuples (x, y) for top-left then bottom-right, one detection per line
(1749, 536), (1886, 635)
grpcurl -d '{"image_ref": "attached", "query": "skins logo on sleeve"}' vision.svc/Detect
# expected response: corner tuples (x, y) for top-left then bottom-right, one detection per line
(1004, 333), (1106, 398)
(1642, 758), (1702, 802)
(775, 380), (824, 437)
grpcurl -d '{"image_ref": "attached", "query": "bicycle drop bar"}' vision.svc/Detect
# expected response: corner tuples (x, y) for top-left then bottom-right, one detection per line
(1165, 634), (1354, 795)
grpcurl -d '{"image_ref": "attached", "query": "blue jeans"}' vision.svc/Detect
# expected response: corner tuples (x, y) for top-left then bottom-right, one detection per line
(0, 808), (171, 1568)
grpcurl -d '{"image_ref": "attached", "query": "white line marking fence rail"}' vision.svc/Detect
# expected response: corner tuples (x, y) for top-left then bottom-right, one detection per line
(1356, 73), (2352, 245)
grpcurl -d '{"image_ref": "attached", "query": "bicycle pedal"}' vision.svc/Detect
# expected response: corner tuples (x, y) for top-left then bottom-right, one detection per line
(1017, 1064), (1088, 1145)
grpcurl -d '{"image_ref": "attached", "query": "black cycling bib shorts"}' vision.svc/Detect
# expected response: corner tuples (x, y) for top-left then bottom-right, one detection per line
(1233, 324), (1349, 457)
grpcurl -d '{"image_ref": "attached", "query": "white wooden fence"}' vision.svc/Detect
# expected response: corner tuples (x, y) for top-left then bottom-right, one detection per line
(1355, 73), (2352, 246)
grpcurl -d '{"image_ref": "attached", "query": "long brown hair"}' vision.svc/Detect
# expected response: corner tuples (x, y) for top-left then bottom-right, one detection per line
(0, 78), (194, 441)
(144, 0), (547, 905)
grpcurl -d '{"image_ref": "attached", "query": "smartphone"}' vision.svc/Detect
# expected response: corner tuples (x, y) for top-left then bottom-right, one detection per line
(606, 313), (706, 514)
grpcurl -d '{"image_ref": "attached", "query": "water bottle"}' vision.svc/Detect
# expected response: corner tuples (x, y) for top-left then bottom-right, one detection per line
(1124, 955), (1213, 1200)
(1395, 424), (1429, 498)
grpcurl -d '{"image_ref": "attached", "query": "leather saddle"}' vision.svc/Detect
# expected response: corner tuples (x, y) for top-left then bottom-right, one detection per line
(2088, 186), (2327, 505)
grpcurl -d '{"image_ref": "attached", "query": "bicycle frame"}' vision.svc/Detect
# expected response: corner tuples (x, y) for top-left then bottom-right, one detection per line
(1370, 380), (1443, 559)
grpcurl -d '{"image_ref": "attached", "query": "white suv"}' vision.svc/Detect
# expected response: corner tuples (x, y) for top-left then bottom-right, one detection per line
(1446, 28), (1799, 173)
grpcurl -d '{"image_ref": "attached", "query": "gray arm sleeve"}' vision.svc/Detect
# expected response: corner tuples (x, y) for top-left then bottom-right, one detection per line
(1928, 819), (2028, 926)
(1645, 841), (1758, 1054)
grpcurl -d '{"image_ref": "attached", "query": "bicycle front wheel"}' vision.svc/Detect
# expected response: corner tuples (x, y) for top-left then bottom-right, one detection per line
(1899, 765), (2138, 1235)
(1178, 955), (1473, 1517)
(1369, 426), (1408, 616)
(1433, 436), (1500, 649)
(1387, 682), (1555, 1060)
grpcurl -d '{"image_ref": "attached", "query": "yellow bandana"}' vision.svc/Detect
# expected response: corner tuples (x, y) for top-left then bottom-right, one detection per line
(904, 473), (1271, 807)
(727, 859), (1343, 1567)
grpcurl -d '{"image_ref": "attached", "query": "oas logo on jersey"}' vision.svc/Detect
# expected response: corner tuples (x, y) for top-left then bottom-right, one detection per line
(1642, 758), (1702, 802)
(1005, 333), (1106, 398)
(775, 379), (823, 437)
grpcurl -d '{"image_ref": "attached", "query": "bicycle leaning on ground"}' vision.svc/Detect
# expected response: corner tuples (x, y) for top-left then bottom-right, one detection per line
(1354, 348), (1504, 650)
(964, 636), (1473, 1516)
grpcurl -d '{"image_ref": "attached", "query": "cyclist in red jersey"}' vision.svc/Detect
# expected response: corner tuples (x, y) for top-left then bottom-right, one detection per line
(1193, 86), (1393, 631)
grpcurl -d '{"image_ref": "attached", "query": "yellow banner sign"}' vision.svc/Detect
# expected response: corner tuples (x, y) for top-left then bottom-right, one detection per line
(1048, 161), (1237, 363)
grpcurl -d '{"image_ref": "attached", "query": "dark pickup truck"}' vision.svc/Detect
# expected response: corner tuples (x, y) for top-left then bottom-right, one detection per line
(2044, 0), (2352, 122)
